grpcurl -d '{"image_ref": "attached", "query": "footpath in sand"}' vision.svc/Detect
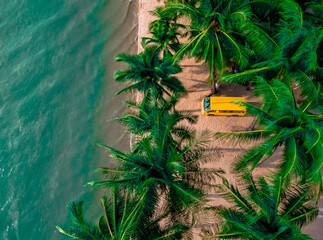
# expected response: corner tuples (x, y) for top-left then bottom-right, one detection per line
(137, 1), (320, 239)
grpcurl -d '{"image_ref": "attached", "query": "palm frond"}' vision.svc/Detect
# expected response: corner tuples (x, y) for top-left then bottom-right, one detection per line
(278, 0), (303, 29)
(215, 129), (271, 145)
(235, 138), (276, 171)
(220, 66), (273, 84)
(237, 22), (279, 59)
(215, 178), (253, 213)
(56, 202), (102, 240)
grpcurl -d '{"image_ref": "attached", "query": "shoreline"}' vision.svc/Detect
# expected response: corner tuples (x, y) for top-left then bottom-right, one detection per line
(97, 0), (138, 155)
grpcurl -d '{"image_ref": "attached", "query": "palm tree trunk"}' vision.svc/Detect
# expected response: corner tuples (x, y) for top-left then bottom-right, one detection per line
(232, 63), (239, 74)
(213, 80), (219, 94)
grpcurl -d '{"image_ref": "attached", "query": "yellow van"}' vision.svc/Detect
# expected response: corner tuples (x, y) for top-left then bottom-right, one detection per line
(201, 96), (247, 116)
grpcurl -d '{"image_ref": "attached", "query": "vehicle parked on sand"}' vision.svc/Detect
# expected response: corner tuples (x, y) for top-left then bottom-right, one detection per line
(201, 97), (246, 116)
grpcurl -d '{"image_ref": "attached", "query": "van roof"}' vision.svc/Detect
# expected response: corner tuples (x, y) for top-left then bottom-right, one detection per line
(208, 96), (246, 103)
(204, 97), (246, 111)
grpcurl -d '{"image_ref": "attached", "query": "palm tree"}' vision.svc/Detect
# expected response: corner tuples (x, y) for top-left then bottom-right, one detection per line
(87, 119), (222, 222)
(248, 0), (321, 28)
(118, 94), (197, 139)
(203, 174), (318, 239)
(56, 187), (145, 240)
(114, 45), (186, 101)
(215, 78), (323, 192)
(57, 187), (189, 240)
(142, 7), (185, 59)
(221, 0), (322, 109)
(163, 0), (259, 94)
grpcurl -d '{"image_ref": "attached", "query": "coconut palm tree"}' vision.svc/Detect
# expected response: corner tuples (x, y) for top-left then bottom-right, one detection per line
(57, 187), (189, 240)
(163, 0), (262, 94)
(56, 187), (145, 240)
(118, 94), (197, 140)
(114, 45), (186, 101)
(249, 0), (281, 35)
(203, 174), (318, 239)
(87, 123), (222, 221)
(142, 7), (185, 59)
(221, 0), (323, 109)
(215, 78), (323, 192)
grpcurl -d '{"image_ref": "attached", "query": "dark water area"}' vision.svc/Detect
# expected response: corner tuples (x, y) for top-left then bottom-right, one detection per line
(0, 0), (136, 239)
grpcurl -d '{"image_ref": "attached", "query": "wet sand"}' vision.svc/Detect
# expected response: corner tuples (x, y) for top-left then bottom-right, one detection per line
(87, 0), (139, 220)
(97, 0), (138, 156)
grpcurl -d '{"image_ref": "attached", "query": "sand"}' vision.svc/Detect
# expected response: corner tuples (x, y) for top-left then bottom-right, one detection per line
(136, 0), (322, 239)
(137, 0), (265, 239)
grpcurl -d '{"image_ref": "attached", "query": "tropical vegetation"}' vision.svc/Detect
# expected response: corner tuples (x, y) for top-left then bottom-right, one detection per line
(216, 77), (323, 193)
(57, 187), (190, 240)
(203, 174), (318, 239)
(163, 0), (255, 93)
(142, 7), (185, 59)
(114, 45), (186, 101)
(58, 0), (322, 239)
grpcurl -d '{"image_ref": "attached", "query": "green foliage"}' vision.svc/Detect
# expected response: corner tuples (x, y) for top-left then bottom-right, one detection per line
(118, 95), (197, 138)
(215, 79), (323, 189)
(221, 0), (323, 109)
(56, 188), (143, 240)
(89, 123), (221, 218)
(203, 174), (318, 239)
(163, 0), (255, 90)
(86, 85), (223, 235)
(114, 46), (186, 100)
(57, 201), (103, 240)
(57, 188), (190, 240)
(142, 7), (185, 59)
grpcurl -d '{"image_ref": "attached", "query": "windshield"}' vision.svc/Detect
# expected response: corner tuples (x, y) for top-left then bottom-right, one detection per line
(204, 98), (211, 111)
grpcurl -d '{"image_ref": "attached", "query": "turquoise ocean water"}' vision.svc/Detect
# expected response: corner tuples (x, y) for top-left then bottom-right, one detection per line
(0, 0), (136, 239)
(1, 0), (323, 239)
